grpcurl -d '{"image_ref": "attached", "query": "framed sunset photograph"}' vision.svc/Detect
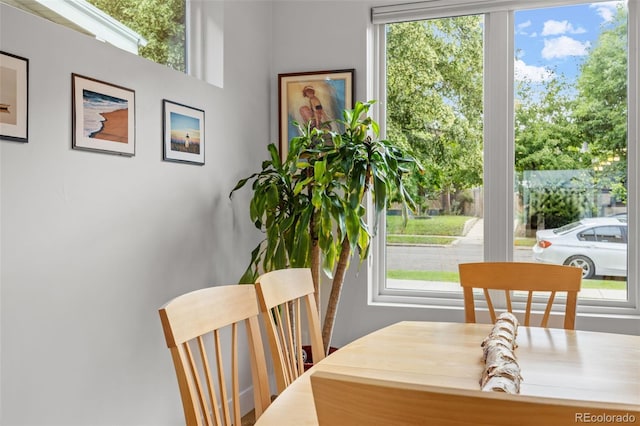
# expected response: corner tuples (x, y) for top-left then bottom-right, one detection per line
(72, 74), (135, 156)
(0, 51), (29, 142)
(163, 100), (205, 165)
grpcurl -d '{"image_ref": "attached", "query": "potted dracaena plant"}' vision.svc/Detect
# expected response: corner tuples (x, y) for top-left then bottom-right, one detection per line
(230, 100), (421, 353)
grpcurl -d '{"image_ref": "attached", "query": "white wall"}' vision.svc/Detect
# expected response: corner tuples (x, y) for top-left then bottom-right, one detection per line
(1, 2), (272, 425)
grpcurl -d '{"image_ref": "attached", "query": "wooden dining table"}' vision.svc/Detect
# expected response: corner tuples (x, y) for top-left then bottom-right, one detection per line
(254, 321), (640, 425)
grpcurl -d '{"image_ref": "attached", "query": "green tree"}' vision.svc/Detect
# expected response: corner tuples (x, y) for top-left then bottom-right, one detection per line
(515, 5), (628, 231)
(514, 74), (584, 173)
(386, 18), (483, 214)
(87, 0), (185, 72)
(574, 5), (627, 200)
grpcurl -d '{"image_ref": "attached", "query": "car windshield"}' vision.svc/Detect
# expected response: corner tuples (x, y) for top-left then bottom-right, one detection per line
(553, 221), (583, 234)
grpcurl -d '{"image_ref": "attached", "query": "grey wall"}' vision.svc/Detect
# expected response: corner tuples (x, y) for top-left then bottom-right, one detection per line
(1, 2), (272, 425)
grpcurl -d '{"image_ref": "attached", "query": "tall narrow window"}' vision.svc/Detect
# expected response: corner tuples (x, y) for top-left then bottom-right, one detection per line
(515, 2), (628, 300)
(384, 15), (484, 297)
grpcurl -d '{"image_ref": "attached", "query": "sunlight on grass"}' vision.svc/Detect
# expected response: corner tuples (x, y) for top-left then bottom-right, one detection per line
(387, 270), (626, 290)
(387, 235), (456, 245)
(515, 238), (536, 247)
(387, 270), (459, 282)
(386, 215), (471, 236)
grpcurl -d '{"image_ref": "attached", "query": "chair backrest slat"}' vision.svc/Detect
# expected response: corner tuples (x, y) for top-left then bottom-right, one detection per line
(230, 323), (241, 426)
(159, 285), (271, 426)
(505, 289), (512, 313)
(256, 268), (325, 394)
(282, 301), (297, 380)
(459, 262), (582, 330)
(214, 328), (230, 426)
(541, 291), (556, 328)
(195, 336), (218, 426)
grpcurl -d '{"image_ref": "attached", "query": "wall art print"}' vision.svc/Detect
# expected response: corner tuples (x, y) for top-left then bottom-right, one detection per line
(162, 100), (205, 165)
(72, 73), (135, 156)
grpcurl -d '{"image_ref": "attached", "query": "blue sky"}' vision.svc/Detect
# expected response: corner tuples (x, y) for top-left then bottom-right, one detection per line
(514, 1), (625, 83)
(170, 111), (200, 132)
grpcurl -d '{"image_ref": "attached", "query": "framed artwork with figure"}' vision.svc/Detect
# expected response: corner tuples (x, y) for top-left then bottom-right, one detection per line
(278, 69), (354, 159)
(162, 99), (205, 165)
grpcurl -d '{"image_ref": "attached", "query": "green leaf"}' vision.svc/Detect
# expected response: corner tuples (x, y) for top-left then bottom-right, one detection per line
(373, 176), (387, 221)
(229, 173), (256, 196)
(314, 160), (326, 181)
(267, 143), (282, 169)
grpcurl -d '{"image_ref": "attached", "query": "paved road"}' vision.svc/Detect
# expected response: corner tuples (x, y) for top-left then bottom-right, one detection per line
(386, 219), (535, 272)
(386, 244), (535, 271)
(385, 218), (627, 300)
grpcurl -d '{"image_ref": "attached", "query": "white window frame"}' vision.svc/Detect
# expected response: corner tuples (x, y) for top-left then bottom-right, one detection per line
(370, 0), (640, 318)
(1, 0), (147, 54)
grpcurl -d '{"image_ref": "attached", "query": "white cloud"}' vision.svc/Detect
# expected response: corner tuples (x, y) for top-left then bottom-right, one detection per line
(518, 20), (532, 29)
(589, 1), (624, 22)
(541, 36), (590, 59)
(541, 20), (587, 36)
(517, 20), (532, 34)
(514, 59), (554, 82)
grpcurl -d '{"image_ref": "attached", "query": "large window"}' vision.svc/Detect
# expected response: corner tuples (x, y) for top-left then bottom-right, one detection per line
(372, 0), (638, 315)
(384, 14), (484, 300)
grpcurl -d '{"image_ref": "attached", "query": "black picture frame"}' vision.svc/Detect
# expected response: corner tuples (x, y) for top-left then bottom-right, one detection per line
(72, 73), (136, 156)
(0, 51), (29, 142)
(162, 99), (205, 165)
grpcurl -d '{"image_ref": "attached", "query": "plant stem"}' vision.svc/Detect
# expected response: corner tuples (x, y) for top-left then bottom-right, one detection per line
(322, 237), (351, 353)
(311, 236), (321, 314)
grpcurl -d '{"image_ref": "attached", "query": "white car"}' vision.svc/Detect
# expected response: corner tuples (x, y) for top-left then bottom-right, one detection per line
(532, 217), (627, 279)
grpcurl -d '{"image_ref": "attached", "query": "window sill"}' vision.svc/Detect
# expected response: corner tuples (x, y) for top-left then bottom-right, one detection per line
(370, 289), (640, 336)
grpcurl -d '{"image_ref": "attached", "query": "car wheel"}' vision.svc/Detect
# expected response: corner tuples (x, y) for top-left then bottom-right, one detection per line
(564, 255), (595, 279)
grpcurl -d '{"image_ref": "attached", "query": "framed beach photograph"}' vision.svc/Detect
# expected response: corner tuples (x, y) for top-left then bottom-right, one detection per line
(0, 51), (29, 142)
(72, 74), (135, 156)
(278, 69), (354, 159)
(162, 100), (205, 165)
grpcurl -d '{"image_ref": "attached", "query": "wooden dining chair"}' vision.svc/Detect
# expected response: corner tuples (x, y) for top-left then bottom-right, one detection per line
(255, 268), (324, 394)
(158, 285), (272, 426)
(310, 370), (639, 426)
(458, 262), (582, 329)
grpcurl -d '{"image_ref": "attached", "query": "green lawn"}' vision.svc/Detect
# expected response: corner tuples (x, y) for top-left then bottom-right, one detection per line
(386, 215), (471, 236)
(387, 270), (626, 290)
(515, 238), (536, 247)
(387, 235), (456, 245)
